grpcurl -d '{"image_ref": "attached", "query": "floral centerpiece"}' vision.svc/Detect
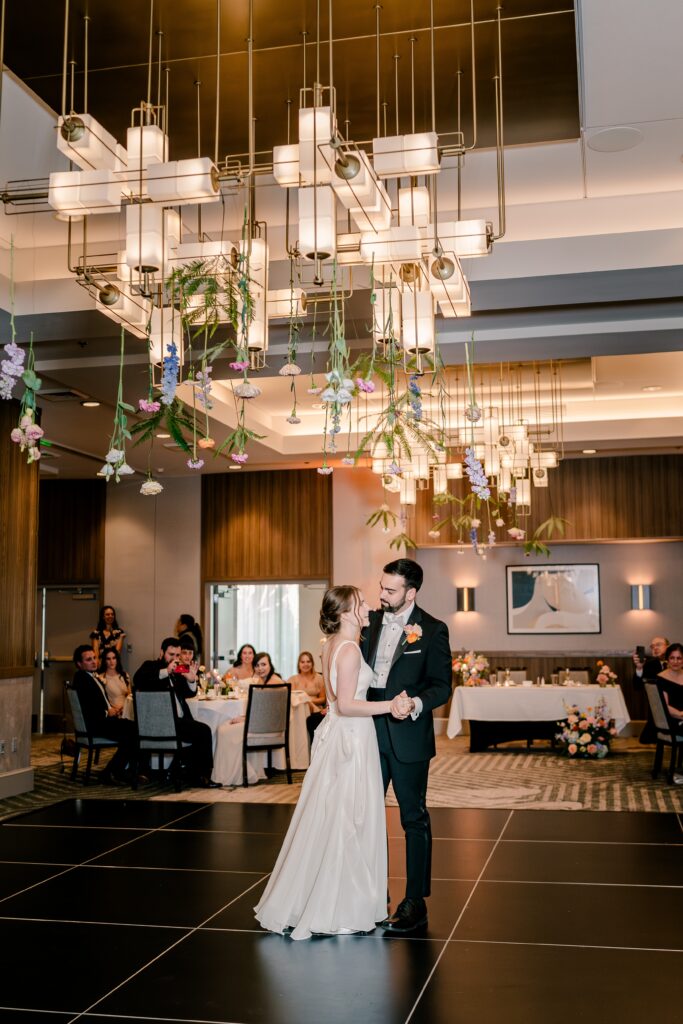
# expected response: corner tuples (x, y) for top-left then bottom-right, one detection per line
(595, 660), (618, 686)
(555, 701), (617, 759)
(452, 650), (490, 686)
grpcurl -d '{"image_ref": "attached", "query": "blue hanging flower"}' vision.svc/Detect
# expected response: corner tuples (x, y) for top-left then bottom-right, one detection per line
(161, 342), (179, 406)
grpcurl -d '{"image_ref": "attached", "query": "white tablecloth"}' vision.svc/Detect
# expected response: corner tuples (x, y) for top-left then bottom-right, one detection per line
(192, 690), (312, 774)
(446, 684), (630, 739)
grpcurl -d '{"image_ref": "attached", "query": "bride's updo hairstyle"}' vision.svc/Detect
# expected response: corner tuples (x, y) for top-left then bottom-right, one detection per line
(319, 586), (361, 635)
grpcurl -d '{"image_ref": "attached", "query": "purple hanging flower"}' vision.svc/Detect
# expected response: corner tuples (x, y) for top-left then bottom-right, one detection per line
(231, 452), (249, 464)
(229, 360), (250, 372)
(138, 398), (161, 413)
(464, 446), (491, 500)
(195, 366), (213, 410)
(356, 378), (375, 393)
(0, 341), (25, 400)
(187, 458), (204, 470)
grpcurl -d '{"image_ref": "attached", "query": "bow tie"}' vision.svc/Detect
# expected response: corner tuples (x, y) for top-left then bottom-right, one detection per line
(383, 612), (404, 626)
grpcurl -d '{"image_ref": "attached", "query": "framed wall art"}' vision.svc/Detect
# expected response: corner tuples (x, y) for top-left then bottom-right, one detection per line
(506, 564), (601, 635)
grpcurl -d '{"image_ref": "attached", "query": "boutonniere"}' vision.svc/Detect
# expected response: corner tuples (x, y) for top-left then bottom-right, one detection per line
(403, 623), (423, 645)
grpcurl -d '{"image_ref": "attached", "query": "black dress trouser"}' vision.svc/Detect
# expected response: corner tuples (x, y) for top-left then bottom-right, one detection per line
(372, 705), (432, 900)
(176, 716), (214, 781)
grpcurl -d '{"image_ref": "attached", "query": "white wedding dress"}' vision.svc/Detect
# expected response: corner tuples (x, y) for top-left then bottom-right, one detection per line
(254, 640), (387, 939)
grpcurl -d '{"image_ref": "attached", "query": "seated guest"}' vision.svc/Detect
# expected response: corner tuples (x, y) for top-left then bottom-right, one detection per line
(175, 613), (203, 660)
(657, 643), (683, 731)
(71, 644), (136, 784)
(633, 636), (669, 743)
(98, 648), (131, 710)
(133, 637), (220, 788)
(253, 652), (284, 685)
(175, 635), (199, 676)
(223, 643), (257, 684)
(288, 651), (326, 744)
(90, 605), (126, 662)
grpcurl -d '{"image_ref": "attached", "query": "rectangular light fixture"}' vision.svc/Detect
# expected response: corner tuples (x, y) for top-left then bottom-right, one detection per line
(57, 113), (120, 171)
(456, 586), (476, 612)
(298, 106), (336, 184)
(146, 157), (220, 205)
(630, 584), (652, 611)
(372, 132), (440, 177)
(298, 185), (336, 261)
(273, 143), (300, 186)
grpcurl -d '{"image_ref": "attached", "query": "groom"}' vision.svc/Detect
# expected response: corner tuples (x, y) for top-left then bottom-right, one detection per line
(362, 558), (452, 933)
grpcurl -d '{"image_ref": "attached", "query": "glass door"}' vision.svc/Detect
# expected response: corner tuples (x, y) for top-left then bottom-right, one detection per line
(208, 581), (327, 680)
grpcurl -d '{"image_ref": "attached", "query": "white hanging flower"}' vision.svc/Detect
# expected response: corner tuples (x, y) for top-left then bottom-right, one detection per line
(279, 363), (301, 376)
(140, 478), (163, 496)
(286, 414), (301, 424)
(97, 463), (115, 479)
(320, 387), (337, 403)
(234, 381), (262, 399)
(336, 387), (354, 404)
(117, 462), (135, 476)
(105, 448), (125, 464)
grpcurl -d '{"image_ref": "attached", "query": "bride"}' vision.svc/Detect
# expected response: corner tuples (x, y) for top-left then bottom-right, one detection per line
(254, 585), (411, 939)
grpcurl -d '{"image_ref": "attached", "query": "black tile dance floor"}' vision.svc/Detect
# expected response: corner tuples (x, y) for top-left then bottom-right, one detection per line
(0, 799), (681, 1023)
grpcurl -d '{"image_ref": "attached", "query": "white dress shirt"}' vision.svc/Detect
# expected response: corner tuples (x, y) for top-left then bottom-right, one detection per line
(370, 602), (423, 719)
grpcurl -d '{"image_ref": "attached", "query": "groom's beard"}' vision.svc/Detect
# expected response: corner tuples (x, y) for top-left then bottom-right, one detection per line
(380, 597), (409, 614)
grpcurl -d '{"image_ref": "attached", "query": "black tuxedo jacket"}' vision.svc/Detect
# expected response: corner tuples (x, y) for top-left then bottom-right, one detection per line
(360, 605), (452, 762)
(633, 656), (666, 690)
(133, 659), (198, 715)
(71, 669), (111, 733)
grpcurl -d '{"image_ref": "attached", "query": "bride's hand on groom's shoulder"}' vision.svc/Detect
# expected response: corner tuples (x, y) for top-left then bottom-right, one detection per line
(390, 690), (414, 719)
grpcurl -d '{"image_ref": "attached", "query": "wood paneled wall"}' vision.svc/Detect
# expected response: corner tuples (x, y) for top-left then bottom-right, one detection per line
(38, 480), (106, 586)
(202, 470), (331, 582)
(0, 401), (39, 677)
(415, 454), (683, 544)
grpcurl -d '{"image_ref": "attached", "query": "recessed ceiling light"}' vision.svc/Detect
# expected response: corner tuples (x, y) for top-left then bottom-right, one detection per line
(156, 432), (171, 438)
(641, 385), (662, 392)
(81, 400), (100, 408)
(311, 403), (324, 410)
(582, 448), (597, 455)
(229, 464), (242, 470)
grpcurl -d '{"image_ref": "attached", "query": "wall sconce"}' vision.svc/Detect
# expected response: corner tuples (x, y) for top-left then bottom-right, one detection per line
(630, 584), (652, 611)
(456, 586), (476, 612)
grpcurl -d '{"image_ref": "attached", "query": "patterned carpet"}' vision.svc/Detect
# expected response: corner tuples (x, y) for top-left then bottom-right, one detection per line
(1, 734), (681, 820)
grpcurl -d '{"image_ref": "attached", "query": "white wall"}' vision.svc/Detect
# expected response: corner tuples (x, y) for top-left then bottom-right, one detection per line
(104, 476), (201, 669)
(417, 542), (682, 655)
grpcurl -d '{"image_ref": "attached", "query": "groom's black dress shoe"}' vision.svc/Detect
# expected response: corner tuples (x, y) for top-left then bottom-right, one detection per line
(381, 897), (428, 933)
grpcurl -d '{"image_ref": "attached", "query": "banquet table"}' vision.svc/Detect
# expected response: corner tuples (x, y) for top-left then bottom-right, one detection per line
(446, 684), (630, 752)
(189, 690), (312, 772)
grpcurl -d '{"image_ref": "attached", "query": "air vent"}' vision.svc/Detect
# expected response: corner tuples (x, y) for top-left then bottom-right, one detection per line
(40, 387), (88, 403)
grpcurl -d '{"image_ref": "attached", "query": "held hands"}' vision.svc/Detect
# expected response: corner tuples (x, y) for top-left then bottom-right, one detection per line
(390, 690), (415, 720)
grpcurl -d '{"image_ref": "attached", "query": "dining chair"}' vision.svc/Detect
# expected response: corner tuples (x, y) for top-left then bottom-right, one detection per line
(242, 683), (292, 786)
(644, 683), (683, 784)
(132, 690), (192, 791)
(554, 668), (591, 685)
(495, 668), (527, 684)
(66, 686), (119, 785)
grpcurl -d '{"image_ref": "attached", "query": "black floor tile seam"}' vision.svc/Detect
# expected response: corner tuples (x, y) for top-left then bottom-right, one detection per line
(498, 837), (683, 847)
(448, 936), (683, 954)
(159, 826), (294, 837)
(0, 914), (190, 931)
(0, 864), (77, 908)
(198, 924), (447, 943)
(403, 809), (516, 1024)
(3, 823), (155, 831)
(77, 1014), (243, 1024)
(67, 873), (271, 1024)
(77, 863), (271, 876)
(479, 877), (683, 890)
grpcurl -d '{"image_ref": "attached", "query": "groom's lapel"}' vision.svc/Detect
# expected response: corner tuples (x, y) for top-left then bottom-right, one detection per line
(389, 605), (423, 673)
(365, 612), (383, 669)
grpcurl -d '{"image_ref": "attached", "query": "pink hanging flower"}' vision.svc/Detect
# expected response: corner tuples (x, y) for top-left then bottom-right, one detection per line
(231, 452), (249, 464)
(229, 360), (250, 372)
(138, 399), (161, 413)
(508, 527), (526, 541)
(355, 378), (375, 393)
(317, 465), (333, 475)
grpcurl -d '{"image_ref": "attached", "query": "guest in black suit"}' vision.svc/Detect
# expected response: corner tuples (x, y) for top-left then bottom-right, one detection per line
(633, 636), (669, 743)
(133, 637), (220, 788)
(71, 644), (136, 784)
(361, 558), (452, 933)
